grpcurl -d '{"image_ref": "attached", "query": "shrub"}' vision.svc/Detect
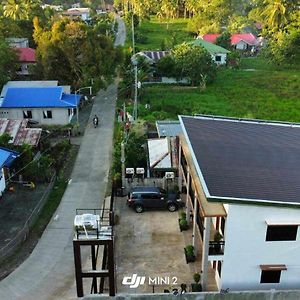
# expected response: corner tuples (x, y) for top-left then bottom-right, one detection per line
(185, 245), (194, 256)
(193, 273), (201, 283)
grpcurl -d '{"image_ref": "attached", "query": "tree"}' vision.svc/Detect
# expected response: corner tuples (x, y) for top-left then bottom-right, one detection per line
(172, 43), (217, 86)
(156, 55), (177, 77)
(0, 37), (18, 89)
(3, 0), (27, 20)
(216, 32), (231, 50)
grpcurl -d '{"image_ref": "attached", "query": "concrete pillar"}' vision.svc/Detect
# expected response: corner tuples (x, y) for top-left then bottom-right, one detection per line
(192, 192), (198, 249)
(185, 167), (190, 222)
(201, 217), (211, 291)
(178, 142), (182, 192)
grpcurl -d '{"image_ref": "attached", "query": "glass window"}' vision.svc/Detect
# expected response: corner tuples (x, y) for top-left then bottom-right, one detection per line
(215, 56), (222, 62)
(266, 225), (298, 241)
(260, 270), (281, 283)
(23, 110), (32, 118)
(43, 110), (52, 119)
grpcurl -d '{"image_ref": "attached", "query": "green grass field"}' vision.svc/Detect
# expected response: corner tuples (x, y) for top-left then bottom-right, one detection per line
(128, 16), (193, 51)
(136, 58), (300, 123)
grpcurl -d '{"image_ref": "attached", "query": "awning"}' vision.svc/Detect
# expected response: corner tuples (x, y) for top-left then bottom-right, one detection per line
(260, 265), (287, 271)
(265, 220), (300, 226)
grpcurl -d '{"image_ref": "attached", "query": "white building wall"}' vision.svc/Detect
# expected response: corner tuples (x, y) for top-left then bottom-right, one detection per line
(235, 41), (248, 50)
(211, 53), (227, 65)
(0, 107), (72, 125)
(221, 203), (300, 290)
(0, 168), (5, 196)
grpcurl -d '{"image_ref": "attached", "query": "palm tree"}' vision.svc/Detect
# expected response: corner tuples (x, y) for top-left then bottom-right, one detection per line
(3, 0), (27, 20)
(262, 0), (288, 29)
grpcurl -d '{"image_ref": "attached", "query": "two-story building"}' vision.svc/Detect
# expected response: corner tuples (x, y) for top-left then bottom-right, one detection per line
(178, 115), (300, 291)
(0, 87), (80, 125)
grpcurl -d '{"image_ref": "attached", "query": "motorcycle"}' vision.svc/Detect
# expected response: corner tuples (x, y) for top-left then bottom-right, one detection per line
(93, 117), (99, 128)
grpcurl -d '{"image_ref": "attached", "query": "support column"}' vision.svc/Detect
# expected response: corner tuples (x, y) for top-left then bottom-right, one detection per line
(178, 142), (182, 192)
(108, 240), (116, 296)
(201, 217), (211, 291)
(185, 167), (190, 223)
(91, 245), (97, 294)
(192, 192), (198, 249)
(73, 242), (83, 297)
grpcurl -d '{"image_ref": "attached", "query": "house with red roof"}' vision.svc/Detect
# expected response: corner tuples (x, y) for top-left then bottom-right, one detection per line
(15, 48), (36, 75)
(202, 33), (258, 51)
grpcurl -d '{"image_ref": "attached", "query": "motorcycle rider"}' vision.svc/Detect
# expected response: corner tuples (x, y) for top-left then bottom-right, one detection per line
(93, 115), (99, 127)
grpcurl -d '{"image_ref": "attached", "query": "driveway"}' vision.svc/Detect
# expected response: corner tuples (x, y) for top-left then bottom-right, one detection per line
(0, 18), (126, 300)
(115, 198), (193, 294)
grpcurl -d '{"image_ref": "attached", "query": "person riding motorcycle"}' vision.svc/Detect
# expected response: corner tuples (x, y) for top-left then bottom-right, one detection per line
(93, 115), (99, 127)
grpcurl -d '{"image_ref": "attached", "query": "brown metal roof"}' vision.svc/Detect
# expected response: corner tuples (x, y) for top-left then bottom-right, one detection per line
(0, 118), (41, 146)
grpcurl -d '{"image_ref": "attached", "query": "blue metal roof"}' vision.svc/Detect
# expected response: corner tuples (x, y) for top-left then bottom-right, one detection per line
(1, 87), (78, 108)
(0, 148), (19, 168)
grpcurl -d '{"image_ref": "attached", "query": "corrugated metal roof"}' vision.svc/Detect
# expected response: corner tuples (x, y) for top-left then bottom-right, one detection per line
(1, 81), (58, 98)
(1, 87), (78, 108)
(190, 39), (230, 54)
(148, 138), (171, 169)
(0, 119), (42, 146)
(0, 148), (19, 168)
(180, 115), (300, 206)
(156, 120), (182, 137)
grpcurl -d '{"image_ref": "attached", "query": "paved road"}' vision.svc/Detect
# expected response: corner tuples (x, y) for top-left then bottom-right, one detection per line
(0, 17), (125, 300)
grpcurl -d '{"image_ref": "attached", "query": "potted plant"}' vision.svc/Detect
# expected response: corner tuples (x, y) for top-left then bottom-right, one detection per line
(191, 272), (202, 292)
(179, 212), (189, 231)
(214, 231), (223, 254)
(184, 244), (196, 263)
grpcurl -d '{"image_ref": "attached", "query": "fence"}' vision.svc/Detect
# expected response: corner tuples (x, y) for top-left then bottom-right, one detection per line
(123, 177), (179, 195)
(0, 173), (56, 263)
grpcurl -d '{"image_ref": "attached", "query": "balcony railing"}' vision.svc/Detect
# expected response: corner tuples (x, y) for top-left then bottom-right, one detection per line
(208, 241), (225, 256)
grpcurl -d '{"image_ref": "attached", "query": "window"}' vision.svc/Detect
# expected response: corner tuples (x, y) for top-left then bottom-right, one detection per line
(215, 55), (221, 62)
(260, 270), (281, 283)
(266, 225), (298, 241)
(43, 110), (52, 119)
(23, 110), (32, 118)
(68, 108), (73, 116)
(217, 261), (222, 278)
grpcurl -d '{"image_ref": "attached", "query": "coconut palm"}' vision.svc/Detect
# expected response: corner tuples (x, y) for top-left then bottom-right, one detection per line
(3, 0), (27, 20)
(262, 0), (288, 29)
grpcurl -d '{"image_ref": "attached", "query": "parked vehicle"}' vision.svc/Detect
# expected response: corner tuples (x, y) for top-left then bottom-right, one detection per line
(127, 186), (183, 213)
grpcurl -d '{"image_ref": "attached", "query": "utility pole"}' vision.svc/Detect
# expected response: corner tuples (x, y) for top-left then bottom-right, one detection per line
(121, 142), (125, 190)
(131, 12), (138, 121)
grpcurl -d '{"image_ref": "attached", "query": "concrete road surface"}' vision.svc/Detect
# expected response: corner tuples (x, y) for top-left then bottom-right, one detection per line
(0, 17), (126, 300)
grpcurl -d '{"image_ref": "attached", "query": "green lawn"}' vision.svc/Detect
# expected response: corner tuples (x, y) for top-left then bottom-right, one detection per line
(136, 60), (300, 123)
(128, 16), (193, 51)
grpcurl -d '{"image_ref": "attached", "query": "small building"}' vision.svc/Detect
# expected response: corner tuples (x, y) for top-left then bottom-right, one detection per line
(147, 137), (178, 177)
(62, 8), (90, 21)
(178, 115), (300, 291)
(0, 87), (80, 125)
(15, 48), (36, 75)
(0, 148), (19, 196)
(202, 33), (258, 51)
(189, 39), (230, 65)
(5, 38), (29, 48)
(156, 120), (182, 138)
(0, 118), (42, 147)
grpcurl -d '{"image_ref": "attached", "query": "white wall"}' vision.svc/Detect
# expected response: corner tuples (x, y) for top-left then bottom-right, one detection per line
(221, 203), (300, 290)
(211, 53), (227, 65)
(0, 168), (6, 196)
(0, 107), (72, 125)
(235, 41), (248, 50)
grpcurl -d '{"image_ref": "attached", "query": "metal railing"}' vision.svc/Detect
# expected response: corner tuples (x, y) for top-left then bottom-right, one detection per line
(0, 173), (56, 263)
(208, 241), (225, 255)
